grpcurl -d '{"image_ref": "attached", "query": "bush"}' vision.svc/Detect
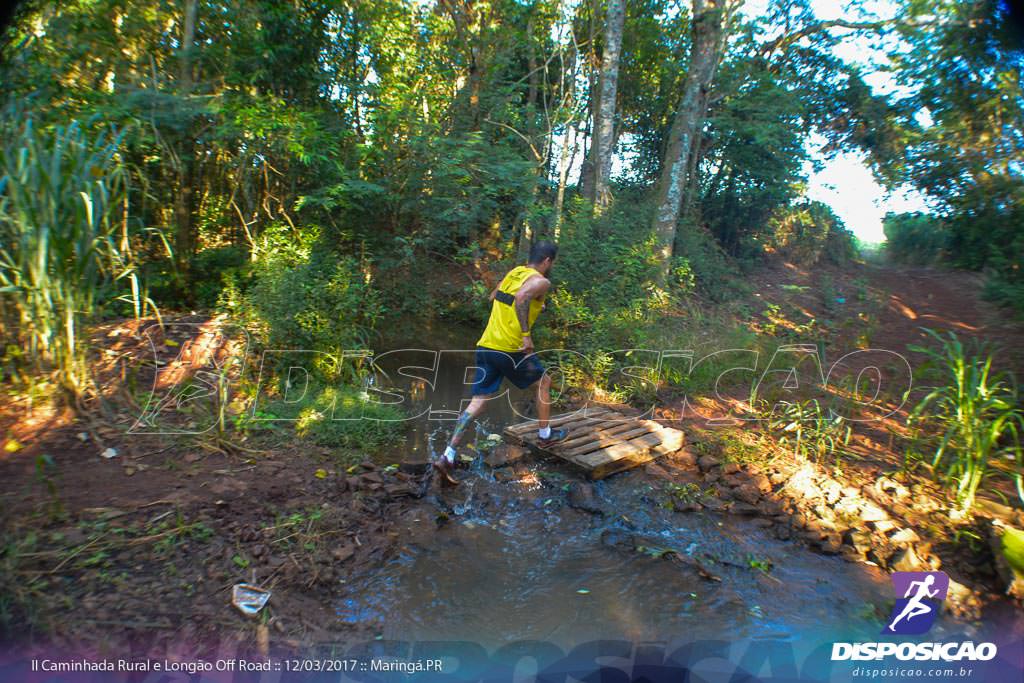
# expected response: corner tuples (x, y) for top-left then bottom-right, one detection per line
(908, 329), (1024, 511)
(243, 246), (382, 385)
(190, 245), (249, 309)
(883, 212), (949, 265)
(765, 201), (855, 266)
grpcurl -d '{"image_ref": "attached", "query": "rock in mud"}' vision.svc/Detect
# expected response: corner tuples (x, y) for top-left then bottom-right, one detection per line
(698, 455), (720, 472)
(332, 544), (355, 562)
(675, 500), (703, 513)
(945, 579), (983, 620)
(751, 473), (772, 494)
(384, 483), (415, 498)
(888, 528), (921, 546)
(821, 480), (843, 505)
(818, 532), (843, 554)
(844, 528), (873, 558)
(722, 462), (741, 475)
(701, 496), (728, 512)
(734, 484), (761, 506)
(730, 502), (759, 516)
(867, 539), (897, 568)
(567, 482), (605, 515)
(485, 444), (528, 468)
(399, 460), (431, 475)
(870, 519), (898, 534)
(859, 502), (890, 523)
(673, 448), (698, 468)
(600, 529), (637, 550)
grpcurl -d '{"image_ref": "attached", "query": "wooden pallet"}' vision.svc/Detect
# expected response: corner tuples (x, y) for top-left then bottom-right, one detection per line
(502, 406), (685, 479)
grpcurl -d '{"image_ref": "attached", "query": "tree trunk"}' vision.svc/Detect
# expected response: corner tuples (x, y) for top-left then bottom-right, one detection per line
(578, 0), (599, 202)
(174, 0), (198, 274)
(554, 123), (578, 236)
(651, 0), (730, 275)
(589, 0), (625, 212)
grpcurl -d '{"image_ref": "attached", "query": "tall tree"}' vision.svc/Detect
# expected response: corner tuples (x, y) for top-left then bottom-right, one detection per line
(173, 0), (198, 274)
(586, 0), (625, 210)
(651, 0), (737, 272)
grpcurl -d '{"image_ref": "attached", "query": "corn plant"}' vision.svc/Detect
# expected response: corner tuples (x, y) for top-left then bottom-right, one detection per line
(0, 117), (151, 395)
(908, 329), (1024, 512)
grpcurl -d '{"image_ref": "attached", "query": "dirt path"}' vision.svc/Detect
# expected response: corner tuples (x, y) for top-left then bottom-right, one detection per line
(867, 264), (1024, 373)
(754, 259), (1024, 373)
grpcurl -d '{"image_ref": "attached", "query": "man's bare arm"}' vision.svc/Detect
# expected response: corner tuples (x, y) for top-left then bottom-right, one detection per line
(514, 276), (551, 333)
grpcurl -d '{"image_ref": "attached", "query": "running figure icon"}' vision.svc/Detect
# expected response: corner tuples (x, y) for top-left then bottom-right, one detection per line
(886, 574), (939, 633)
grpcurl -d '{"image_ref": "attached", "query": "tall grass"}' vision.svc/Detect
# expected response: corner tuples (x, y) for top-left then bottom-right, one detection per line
(908, 329), (1024, 511)
(0, 117), (150, 395)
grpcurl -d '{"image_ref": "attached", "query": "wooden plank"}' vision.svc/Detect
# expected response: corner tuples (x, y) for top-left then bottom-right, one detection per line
(575, 431), (663, 469)
(590, 430), (683, 479)
(562, 418), (677, 456)
(505, 406), (612, 435)
(503, 415), (608, 446)
(558, 418), (648, 449)
(501, 407), (685, 479)
(591, 447), (661, 479)
(559, 424), (658, 458)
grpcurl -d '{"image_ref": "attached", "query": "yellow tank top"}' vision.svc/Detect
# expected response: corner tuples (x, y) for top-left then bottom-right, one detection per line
(477, 266), (544, 352)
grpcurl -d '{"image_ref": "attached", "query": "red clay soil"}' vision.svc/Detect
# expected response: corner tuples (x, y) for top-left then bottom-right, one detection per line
(1, 259), (1022, 658)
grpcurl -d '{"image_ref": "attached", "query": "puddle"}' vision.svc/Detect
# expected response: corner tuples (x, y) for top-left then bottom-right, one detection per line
(338, 327), (987, 648)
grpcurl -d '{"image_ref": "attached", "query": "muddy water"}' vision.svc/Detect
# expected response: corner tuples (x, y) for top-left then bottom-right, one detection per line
(341, 327), (962, 648)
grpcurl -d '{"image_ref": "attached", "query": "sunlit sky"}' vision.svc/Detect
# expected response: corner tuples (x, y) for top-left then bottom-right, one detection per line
(744, 0), (932, 243)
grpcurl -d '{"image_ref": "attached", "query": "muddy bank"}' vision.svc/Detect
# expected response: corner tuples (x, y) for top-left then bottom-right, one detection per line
(0, 422), (428, 657)
(645, 430), (1024, 621)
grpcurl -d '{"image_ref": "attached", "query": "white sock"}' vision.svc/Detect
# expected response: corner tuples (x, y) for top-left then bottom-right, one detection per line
(538, 426), (551, 439)
(443, 446), (456, 463)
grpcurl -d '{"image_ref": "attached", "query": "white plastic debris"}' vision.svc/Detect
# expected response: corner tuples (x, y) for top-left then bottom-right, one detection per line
(77, 432), (89, 442)
(232, 584), (271, 617)
(100, 447), (118, 459)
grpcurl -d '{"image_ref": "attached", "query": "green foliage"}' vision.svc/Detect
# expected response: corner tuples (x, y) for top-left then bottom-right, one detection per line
(244, 250), (382, 371)
(764, 201), (856, 266)
(980, 226), (1024, 315)
(908, 329), (1024, 511)
(0, 116), (152, 394)
(259, 383), (404, 452)
(190, 245), (248, 310)
(883, 212), (949, 265)
(764, 398), (852, 469)
(548, 197), (682, 349)
(701, 63), (808, 258)
(672, 223), (748, 302)
(874, 1), (1024, 311)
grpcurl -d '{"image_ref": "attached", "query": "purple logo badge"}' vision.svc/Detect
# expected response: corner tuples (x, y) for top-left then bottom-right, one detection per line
(884, 571), (949, 635)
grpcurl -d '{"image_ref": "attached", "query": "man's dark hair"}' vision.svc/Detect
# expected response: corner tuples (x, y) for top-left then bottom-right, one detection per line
(528, 240), (558, 264)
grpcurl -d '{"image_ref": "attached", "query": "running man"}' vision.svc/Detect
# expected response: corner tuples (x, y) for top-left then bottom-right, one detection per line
(433, 241), (568, 486)
(887, 574), (939, 632)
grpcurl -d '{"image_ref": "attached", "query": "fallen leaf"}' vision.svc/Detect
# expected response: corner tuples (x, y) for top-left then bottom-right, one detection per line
(314, 468), (328, 479)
